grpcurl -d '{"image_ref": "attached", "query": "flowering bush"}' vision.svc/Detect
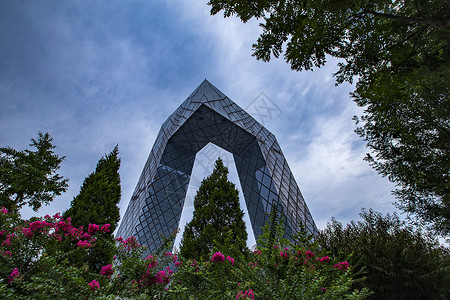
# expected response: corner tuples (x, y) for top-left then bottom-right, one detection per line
(0, 208), (102, 298)
(0, 208), (176, 299)
(0, 207), (371, 299)
(168, 218), (371, 299)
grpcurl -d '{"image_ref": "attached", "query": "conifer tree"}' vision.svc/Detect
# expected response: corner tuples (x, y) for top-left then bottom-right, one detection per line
(63, 145), (121, 271)
(180, 158), (247, 261)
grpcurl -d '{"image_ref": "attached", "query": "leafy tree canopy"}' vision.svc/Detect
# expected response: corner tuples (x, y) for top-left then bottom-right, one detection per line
(180, 157), (248, 261)
(0, 132), (68, 213)
(208, 0), (449, 235)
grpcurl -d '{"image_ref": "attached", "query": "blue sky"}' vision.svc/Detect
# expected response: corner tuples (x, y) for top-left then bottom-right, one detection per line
(0, 1), (397, 247)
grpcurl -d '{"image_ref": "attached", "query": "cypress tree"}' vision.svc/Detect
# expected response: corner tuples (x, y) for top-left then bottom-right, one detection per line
(63, 145), (121, 271)
(180, 157), (247, 261)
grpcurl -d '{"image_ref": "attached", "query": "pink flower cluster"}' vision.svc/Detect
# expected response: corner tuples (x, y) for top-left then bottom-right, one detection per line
(138, 266), (173, 287)
(88, 279), (100, 291)
(116, 236), (140, 250)
(1, 207), (8, 214)
(318, 256), (330, 263)
(145, 255), (158, 269)
(236, 289), (255, 300)
(3, 213), (110, 251)
(101, 224), (110, 232)
(227, 255), (235, 265)
(253, 249), (262, 255)
(1, 233), (14, 247)
(100, 264), (114, 277)
(21, 220), (53, 239)
(8, 268), (20, 284)
(280, 251), (288, 259)
(77, 240), (91, 248)
(333, 261), (350, 271)
(211, 251), (225, 263)
(305, 251), (315, 259)
(155, 268), (173, 284)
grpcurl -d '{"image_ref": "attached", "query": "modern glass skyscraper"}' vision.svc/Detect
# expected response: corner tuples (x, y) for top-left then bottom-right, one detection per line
(116, 80), (317, 254)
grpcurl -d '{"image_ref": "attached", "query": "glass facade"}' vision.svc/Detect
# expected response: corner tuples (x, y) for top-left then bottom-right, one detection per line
(117, 80), (318, 254)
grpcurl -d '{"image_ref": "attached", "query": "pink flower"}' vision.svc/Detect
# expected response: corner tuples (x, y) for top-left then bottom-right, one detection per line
(53, 213), (62, 219)
(124, 236), (139, 249)
(227, 255), (235, 265)
(22, 228), (33, 238)
(88, 223), (100, 234)
(211, 252), (225, 263)
(3, 251), (12, 257)
(175, 261), (181, 267)
(319, 256), (330, 263)
(333, 261), (350, 271)
(155, 270), (170, 284)
(88, 279), (100, 291)
(305, 251), (315, 259)
(100, 224), (110, 232)
(82, 233), (92, 240)
(148, 260), (158, 269)
(77, 240), (91, 248)
(29, 220), (52, 232)
(1, 207), (8, 214)
(253, 249), (262, 255)
(280, 252), (288, 259)
(100, 264), (114, 277)
(8, 268), (20, 284)
(172, 254), (178, 263)
(236, 289), (255, 300)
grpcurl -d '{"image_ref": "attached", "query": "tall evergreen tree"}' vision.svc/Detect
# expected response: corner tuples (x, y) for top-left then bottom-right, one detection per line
(63, 145), (121, 271)
(180, 158), (247, 261)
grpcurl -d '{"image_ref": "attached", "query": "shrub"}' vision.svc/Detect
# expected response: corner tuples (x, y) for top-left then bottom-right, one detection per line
(318, 209), (450, 299)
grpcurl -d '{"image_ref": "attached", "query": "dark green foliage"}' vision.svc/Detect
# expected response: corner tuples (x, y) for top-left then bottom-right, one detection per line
(0, 132), (68, 213)
(353, 66), (449, 235)
(208, 0), (450, 235)
(180, 157), (248, 261)
(318, 209), (450, 299)
(63, 145), (121, 272)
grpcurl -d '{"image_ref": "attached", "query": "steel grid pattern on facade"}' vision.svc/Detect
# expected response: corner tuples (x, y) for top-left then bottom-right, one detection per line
(116, 80), (317, 255)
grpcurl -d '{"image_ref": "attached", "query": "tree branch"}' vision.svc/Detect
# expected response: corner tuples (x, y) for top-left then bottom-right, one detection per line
(365, 10), (449, 28)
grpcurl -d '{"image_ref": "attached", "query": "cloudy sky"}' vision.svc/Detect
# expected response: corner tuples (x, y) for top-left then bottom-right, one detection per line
(0, 0), (398, 247)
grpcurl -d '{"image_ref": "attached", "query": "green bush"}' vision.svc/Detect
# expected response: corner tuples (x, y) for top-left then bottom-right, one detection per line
(318, 209), (450, 299)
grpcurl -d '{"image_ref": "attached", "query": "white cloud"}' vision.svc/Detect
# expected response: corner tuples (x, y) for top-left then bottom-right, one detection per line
(288, 102), (397, 229)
